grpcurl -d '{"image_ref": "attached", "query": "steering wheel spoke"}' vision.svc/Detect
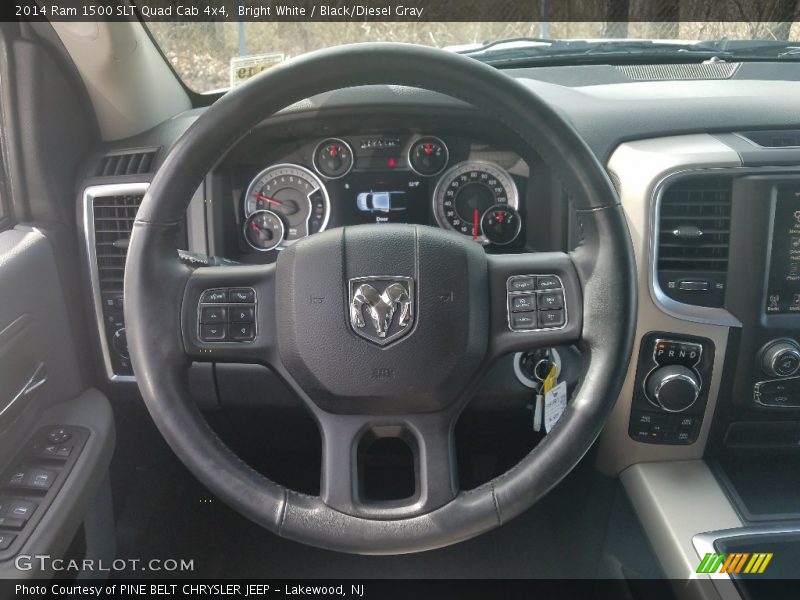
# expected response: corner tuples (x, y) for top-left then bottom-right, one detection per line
(180, 263), (277, 364)
(486, 252), (583, 360)
(319, 411), (458, 519)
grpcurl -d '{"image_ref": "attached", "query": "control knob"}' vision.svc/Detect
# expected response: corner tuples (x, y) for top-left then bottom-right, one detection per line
(760, 339), (800, 378)
(645, 365), (701, 412)
(112, 327), (129, 359)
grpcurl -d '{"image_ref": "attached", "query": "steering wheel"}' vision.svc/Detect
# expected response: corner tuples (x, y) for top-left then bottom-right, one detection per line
(125, 43), (636, 554)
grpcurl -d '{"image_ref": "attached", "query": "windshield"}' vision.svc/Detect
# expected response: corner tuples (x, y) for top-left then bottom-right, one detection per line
(147, 21), (800, 93)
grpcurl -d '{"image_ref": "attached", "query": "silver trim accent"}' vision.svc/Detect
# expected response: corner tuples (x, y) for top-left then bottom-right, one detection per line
(650, 166), (800, 327)
(506, 275), (567, 333)
(242, 163), (331, 247)
(312, 137), (354, 180)
(242, 209), (285, 252)
(407, 135), (449, 177)
(83, 183), (149, 382)
(432, 160), (519, 245)
(753, 375), (800, 409)
(0, 362), (46, 419)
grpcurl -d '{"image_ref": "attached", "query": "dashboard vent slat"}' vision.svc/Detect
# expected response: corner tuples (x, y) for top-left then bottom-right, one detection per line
(95, 149), (158, 177)
(92, 193), (143, 293)
(656, 176), (732, 308)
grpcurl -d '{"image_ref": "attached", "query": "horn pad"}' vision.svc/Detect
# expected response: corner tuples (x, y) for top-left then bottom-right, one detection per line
(275, 224), (489, 414)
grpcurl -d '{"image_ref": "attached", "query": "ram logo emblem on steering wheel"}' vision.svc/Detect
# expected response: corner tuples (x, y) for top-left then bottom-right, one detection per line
(348, 276), (414, 345)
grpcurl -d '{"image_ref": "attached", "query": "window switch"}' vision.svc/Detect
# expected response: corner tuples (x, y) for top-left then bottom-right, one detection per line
(0, 533), (15, 550)
(0, 517), (25, 531)
(24, 468), (57, 491)
(5, 500), (37, 521)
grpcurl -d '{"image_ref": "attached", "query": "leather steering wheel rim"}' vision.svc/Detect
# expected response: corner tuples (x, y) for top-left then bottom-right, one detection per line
(125, 43), (637, 554)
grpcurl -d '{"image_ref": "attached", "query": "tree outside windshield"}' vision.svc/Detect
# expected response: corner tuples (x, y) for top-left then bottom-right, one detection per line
(148, 19), (800, 93)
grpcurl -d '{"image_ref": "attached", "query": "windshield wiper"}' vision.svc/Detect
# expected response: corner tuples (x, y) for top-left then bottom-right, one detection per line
(716, 40), (800, 59)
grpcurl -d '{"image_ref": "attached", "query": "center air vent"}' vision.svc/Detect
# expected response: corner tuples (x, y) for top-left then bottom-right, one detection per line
(656, 176), (732, 308)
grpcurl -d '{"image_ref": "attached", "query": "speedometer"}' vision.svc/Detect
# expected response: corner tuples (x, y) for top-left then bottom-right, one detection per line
(243, 164), (330, 248)
(432, 161), (519, 244)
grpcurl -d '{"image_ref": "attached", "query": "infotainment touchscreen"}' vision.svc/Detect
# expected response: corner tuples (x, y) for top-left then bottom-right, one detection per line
(766, 186), (800, 314)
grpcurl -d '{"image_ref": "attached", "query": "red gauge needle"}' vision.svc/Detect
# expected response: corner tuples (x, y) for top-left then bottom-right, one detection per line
(473, 209), (480, 240)
(254, 193), (282, 206)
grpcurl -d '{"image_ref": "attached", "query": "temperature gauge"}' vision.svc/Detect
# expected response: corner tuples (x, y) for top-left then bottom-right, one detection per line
(481, 205), (521, 246)
(313, 138), (354, 179)
(244, 210), (285, 252)
(409, 136), (449, 176)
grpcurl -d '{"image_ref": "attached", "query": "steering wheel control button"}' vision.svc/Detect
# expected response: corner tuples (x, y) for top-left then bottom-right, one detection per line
(537, 291), (564, 311)
(508, 277), (536, 293)
(230, 306), (255, 323)
(507, 274), (566, 332)
(229, 288), (255, 303)
(230, 324), (256, 342)
(200, 289), (227, 303)
(511, 295), (536, 313)
(46, 428), (72, 444)
(536, 276), (561, 291)
(200, 306), (227, 324)
(197, 288), (257, 343)
(539, 309), (565, 328)
(511, 312), (537, 329)
(200, 324), (227, 342)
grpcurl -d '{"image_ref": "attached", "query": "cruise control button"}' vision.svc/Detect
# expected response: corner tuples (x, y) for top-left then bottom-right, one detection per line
(229, 288), (255, 303)
(536, 276), (561, 290)
(537, 291), (564, 310)
(230, 305), (255, 323)
(200, 306), (227, 324)
(200, 324), (227, 342)
(507, 277), (536, 293)
(511, 312), (537, 329)
(230, 324), (255, 342)
(511, 295), (536, 313)
(201, 289), (228, 303)
(538, 309), (565, 328)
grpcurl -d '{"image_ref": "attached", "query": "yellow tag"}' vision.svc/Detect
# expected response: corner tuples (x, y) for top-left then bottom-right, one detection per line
(543, 364), (558, 393)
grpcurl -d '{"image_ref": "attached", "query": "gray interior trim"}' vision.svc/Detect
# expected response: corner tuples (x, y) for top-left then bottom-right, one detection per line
(82, 183), (150, 382)
(0, 388), (115, 578)
(621, 461), (742, 585)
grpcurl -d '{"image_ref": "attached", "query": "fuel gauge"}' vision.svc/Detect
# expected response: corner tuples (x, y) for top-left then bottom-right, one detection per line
(480, 205), (521, 246)
(244, 210), (285, 252)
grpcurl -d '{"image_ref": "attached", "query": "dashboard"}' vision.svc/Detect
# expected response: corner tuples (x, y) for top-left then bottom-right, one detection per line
(207, 116), (555, 263)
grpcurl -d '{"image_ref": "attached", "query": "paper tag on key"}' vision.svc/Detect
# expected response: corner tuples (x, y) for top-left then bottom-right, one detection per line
(544, 381), (568, 433)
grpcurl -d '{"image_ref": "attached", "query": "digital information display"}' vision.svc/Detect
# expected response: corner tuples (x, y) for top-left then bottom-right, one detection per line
(330, 171), (431, 227)
(766, 186), (800, 314)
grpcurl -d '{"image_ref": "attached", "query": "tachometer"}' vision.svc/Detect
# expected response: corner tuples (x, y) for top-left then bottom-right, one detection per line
(243, 164), (330, 248)
(432, 161), (519, 243)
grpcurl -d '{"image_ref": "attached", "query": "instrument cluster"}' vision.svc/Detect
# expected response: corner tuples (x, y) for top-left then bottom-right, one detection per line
(240, 134), (527, 253)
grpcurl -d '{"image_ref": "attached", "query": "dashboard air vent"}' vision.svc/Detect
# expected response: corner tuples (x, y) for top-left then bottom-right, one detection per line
(739, 130), (800, 148)
(95, 149), (158, 177)
(92, 193), (143, 294)
(656, 176), (732, 308)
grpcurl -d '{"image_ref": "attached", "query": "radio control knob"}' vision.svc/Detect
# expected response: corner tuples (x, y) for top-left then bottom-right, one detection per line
(761, 340), (800, 378)
(645, 365), (701, 412)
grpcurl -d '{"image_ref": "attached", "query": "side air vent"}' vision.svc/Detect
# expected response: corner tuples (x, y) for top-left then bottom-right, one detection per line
(92, 193), (142, 294)
(656, 176), (732, 308)
(84, 183), (149, 379)
(94, 148), (158, 177)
